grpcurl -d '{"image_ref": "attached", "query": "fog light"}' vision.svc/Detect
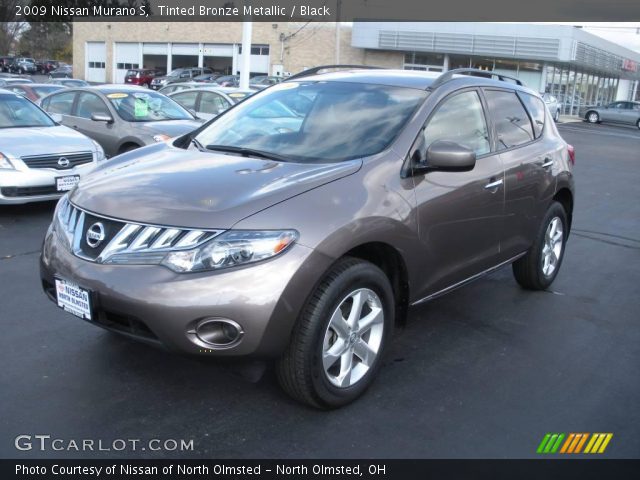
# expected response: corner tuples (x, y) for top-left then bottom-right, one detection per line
(194, 318), (243, 348)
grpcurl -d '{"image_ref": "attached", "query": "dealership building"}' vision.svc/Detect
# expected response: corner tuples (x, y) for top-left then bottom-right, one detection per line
(74, 22), (640, 114)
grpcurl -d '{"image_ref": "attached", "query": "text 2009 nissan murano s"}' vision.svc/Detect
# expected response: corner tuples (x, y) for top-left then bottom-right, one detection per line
(41, 68), (575, 408)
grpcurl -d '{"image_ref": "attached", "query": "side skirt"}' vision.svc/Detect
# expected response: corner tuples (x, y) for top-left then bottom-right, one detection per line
(411, 252), (528, 306)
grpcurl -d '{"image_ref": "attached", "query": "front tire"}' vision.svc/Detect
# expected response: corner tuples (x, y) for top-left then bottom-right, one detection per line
(513, 202), (568, 290)
(586, 111), (600, 124)
(277, 257), (394, 409)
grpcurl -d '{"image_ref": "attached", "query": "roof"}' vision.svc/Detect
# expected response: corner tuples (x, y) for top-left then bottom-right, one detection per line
(288, 68), (534, 93)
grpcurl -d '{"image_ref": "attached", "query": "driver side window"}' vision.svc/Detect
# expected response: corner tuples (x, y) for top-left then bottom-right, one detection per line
(420, 90), (491, 157)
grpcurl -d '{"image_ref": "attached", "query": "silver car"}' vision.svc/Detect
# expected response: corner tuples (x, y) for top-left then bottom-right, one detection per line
(0, 89), (104, 205)
(168, 86), (255, 120)
(39, 85), (202, 157)
(580, 101), (640, 129)
(541, 93), (561, 122)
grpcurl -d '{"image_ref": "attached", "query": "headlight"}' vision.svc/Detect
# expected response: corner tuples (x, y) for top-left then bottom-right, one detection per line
(0, 152), (15, 170)
(106, 230), (298, 273)
(153, 134), (171, 143)
(91, 141), (105, 161)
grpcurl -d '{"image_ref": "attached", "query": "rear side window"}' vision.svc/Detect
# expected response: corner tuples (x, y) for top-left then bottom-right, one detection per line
(46, 91), (76, 115)
(484, 90), (534, 150)
(172, 91), (198, 110)
(422, 90), (490, 156)
(518, 92), (546, 138)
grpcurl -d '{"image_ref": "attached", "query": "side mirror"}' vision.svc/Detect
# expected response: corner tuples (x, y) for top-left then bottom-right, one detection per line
(421, 140), (476, 172)
(91, 113), (113, 123)
(49, 113), (63, 123)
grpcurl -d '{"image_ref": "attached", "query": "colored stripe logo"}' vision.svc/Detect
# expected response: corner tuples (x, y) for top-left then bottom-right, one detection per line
(537, 433), (613, 454)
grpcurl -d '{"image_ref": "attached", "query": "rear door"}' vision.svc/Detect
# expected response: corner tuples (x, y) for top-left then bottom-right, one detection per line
(40, 90), (77, 126)
(483, 89), (556, 258)
(411, 88), (504, 295)
(72, 92), (116, 155)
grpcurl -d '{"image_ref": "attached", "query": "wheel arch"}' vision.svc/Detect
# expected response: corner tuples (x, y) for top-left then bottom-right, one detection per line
(343, 242), (410, 327)
(553, 187), (573, 233)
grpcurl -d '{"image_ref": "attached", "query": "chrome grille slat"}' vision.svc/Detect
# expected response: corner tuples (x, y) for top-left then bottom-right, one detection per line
(55, 198), (224, 264)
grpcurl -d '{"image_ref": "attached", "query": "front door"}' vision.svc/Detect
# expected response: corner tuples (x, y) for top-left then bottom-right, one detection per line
(71, 92), (116, 156)
(411, 89), (504, 296)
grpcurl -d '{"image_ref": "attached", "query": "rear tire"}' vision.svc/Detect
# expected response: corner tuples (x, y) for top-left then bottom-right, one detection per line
(586, 111), (600, 124)
(277, 257), (394, 409)
(512, 202), (568, 290)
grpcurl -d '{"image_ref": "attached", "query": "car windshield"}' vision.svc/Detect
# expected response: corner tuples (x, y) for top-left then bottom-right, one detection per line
(0, 93), (55, 128)
(194, 81), (427, 163)
(61, 80), (87, 87)
(105, 90), (194, 122)
(168, 69), (184, 77)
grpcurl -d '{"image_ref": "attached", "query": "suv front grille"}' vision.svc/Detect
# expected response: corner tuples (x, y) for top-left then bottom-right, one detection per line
(56, 197), (222, 264)
(21, 152), (93, 170)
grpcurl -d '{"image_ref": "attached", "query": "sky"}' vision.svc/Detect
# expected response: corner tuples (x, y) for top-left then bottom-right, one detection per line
(544, 23), (640, 54)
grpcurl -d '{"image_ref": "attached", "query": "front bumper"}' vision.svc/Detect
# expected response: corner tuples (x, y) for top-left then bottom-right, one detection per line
(40, 223), (333, 357)
(0, 162), (97, 205)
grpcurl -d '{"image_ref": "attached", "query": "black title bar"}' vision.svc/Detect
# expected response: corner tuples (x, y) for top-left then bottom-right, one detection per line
(9, 0), (640, 22)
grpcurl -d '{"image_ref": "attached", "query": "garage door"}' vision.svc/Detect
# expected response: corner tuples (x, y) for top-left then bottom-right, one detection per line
(114, 42), (141, 83)
(86, 42), (106, 83)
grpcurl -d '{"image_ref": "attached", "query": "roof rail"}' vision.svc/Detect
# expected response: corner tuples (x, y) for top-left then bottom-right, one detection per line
(428, 68), (524, 91)
(285, 64), (384, 81)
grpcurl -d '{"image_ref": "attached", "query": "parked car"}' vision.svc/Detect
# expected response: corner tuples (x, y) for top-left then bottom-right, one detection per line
(150, 67), (213, 90)
(0, 56), (15, 72)
(10, 57), (37, 74)
(157, 82), (202, 95)
(124, 68), (162, 88)
(193, 73), (223, 83)
(249, 75), (283, 90)
(39, 85), (202, 157)
(38, 60), (59, 75)
(541, 93), (561, 122)
(0, 77), (34, 87)
(48, 78), (89, 88)
(0, 89), (104, 204)
(49, 65), (73, 79)
(39, 68), (575, 408)
(168, 87), (255, 120)
(2, 83), (66, 101)
(214, 75), (239, 87)
(579, 101), (640, 129)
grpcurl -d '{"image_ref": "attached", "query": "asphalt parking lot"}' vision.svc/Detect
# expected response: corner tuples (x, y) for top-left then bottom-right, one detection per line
(1, 121), (639, 459)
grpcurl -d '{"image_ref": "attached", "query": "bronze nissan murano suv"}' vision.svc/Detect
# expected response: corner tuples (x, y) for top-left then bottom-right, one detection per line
(41, 68), (575, 408)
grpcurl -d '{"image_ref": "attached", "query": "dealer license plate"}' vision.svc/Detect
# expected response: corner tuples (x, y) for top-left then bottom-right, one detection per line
(55, 278), (92, 320)
(56, 175), (80, 192)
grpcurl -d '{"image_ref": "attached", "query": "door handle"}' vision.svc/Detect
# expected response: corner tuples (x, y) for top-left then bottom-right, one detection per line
(541, 157), (554, 168)
(484, 178), (503, 190)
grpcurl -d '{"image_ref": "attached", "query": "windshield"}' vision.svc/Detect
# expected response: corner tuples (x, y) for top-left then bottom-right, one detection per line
(105, 90), (194, 122)
(32, 86), (64, 97)
(194, 81), (427, 162)
(0, 94), (55, 128)
(168, 69), (184, 77)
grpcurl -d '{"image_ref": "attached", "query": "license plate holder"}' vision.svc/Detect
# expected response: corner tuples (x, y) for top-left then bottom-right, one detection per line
(55, 278), (92, 320)
(56, 175), (80, 192)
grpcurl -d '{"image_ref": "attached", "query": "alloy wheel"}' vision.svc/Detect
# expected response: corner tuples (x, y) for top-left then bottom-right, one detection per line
(322, 288), (384, 388)
(541, 217), (563, 277)
(588, 112), (599, 123)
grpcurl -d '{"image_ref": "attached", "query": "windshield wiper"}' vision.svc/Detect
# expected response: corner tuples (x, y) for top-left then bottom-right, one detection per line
(205, 144), (291, 162)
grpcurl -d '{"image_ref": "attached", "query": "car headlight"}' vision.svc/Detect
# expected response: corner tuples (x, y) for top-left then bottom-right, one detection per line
(0, 152), (15, 170)
(91, 141), (105, 162)
(106, 230), (298, 272)
(153, 134), (171, 143)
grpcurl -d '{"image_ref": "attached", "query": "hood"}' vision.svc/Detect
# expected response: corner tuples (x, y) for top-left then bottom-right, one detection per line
(0, 125), (95, 158)
(70, 143), (361, 229)
(136, 119), (203, 136)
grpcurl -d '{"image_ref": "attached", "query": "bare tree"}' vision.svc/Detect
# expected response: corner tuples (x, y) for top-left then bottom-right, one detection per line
(0, 0), (25, 54)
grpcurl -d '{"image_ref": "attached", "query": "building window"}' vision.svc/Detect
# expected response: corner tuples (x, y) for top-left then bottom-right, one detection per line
(403, 51), (444, 71)
(116, 63), (139, 70)
(88, 62), (105, 69)
(238, 45), (269, 55)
